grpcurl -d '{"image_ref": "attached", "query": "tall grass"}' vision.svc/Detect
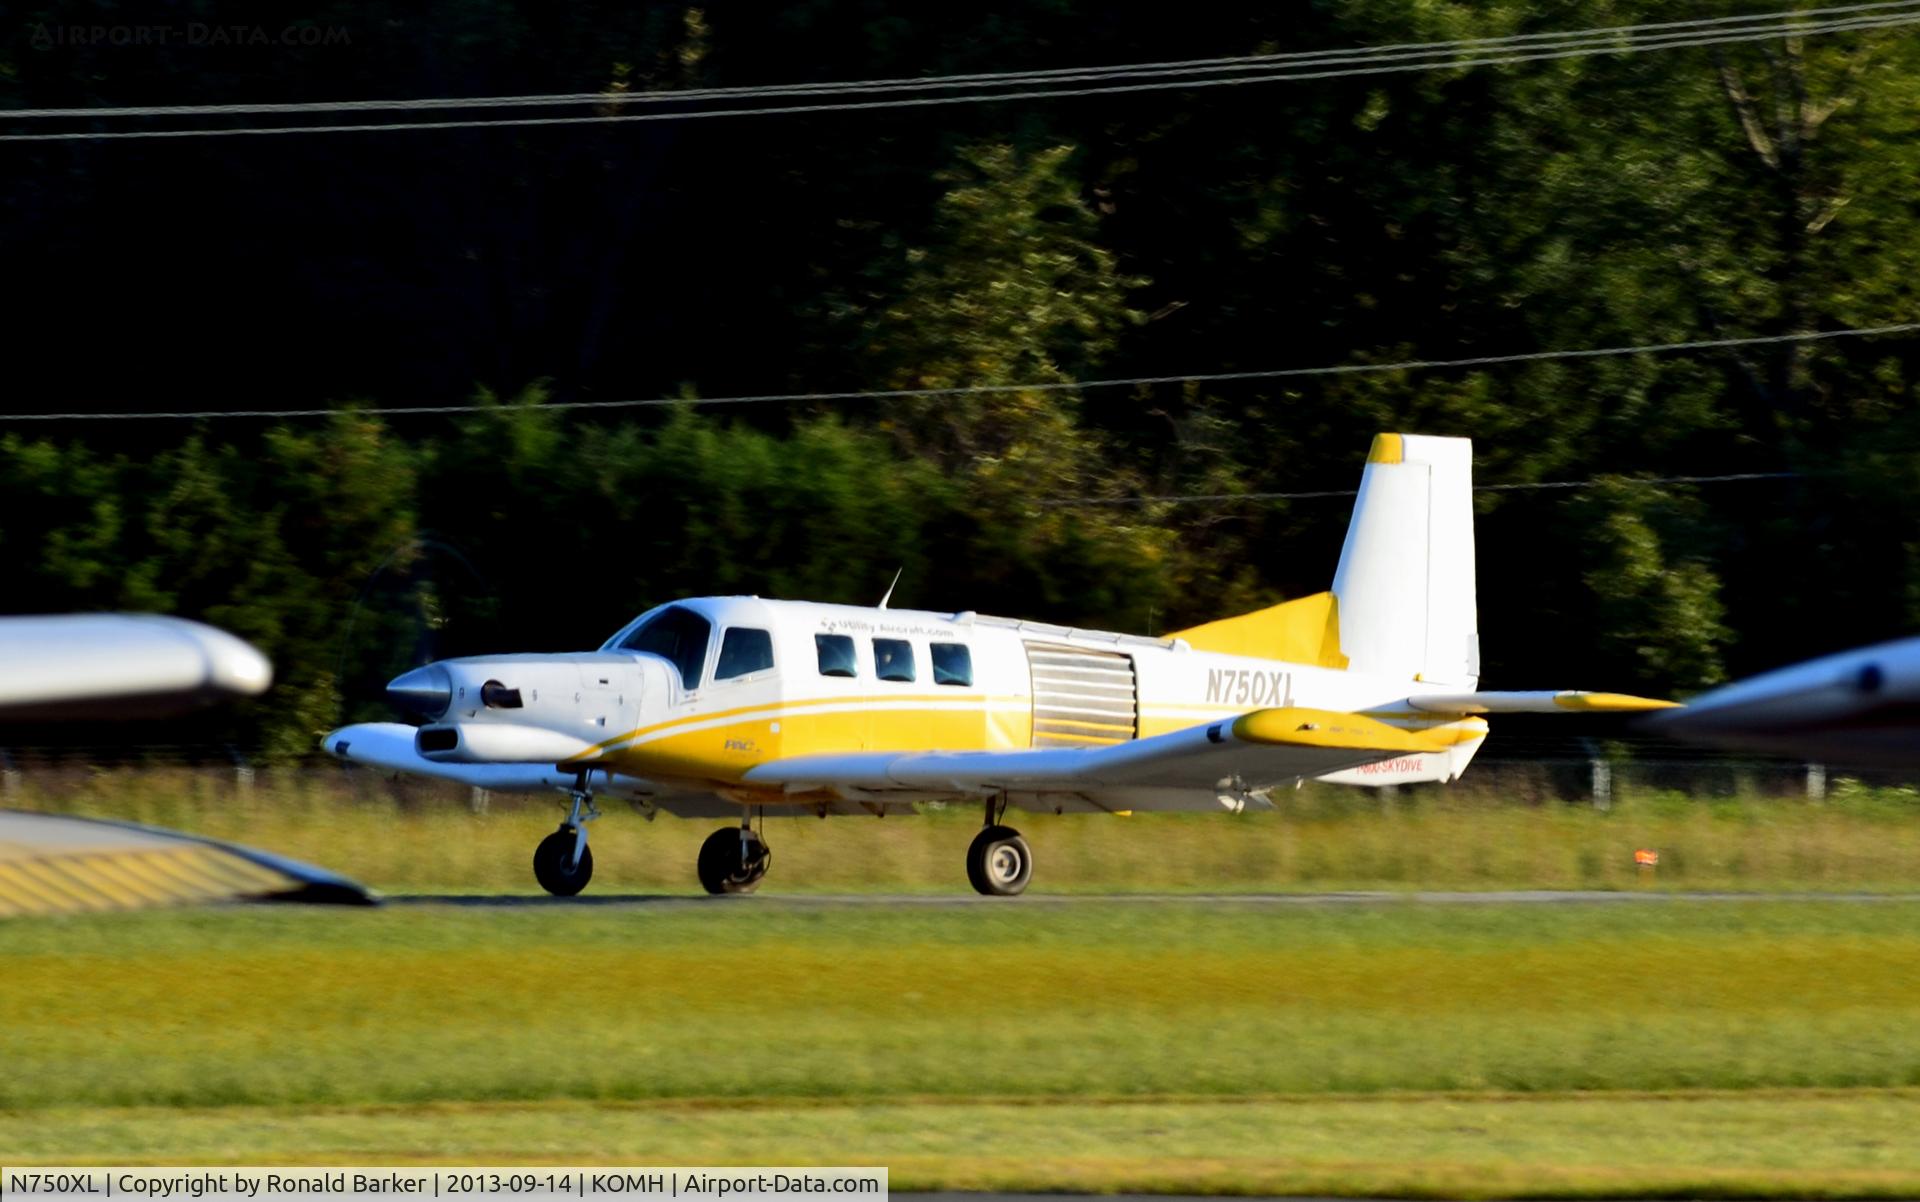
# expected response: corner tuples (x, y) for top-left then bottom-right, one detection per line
(11, 767), (1920, 892)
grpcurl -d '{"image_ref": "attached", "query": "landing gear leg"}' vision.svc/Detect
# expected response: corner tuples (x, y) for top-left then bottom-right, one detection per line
(533, 770), (600, 896)
(966, 793), (1031, 897)
(698, 807), (771, 895)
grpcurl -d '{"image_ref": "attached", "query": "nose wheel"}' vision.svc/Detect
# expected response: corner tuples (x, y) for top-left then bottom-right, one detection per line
(698, 819), (771, 894)
(532, 770), (600, 897)
(533, 825), (594, 896)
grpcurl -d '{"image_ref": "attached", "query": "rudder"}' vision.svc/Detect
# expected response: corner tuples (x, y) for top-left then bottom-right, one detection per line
(1332, 433), (1477, 684)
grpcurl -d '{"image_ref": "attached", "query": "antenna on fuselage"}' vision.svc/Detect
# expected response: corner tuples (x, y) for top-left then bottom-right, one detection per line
(878, 567), (903, 610)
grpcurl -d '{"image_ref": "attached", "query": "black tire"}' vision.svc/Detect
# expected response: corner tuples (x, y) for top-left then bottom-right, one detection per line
(966, 824), (1032, 896)
(533, 826), (594, 897)
(697, 826), (770, 895)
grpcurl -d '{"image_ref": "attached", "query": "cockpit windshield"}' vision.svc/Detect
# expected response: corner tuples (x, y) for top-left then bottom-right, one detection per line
(616, 605), (712, 690)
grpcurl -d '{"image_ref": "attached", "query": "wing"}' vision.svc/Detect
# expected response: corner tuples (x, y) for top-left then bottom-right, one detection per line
(743, 706), (1477, 813)
(0, 614), (272, 720)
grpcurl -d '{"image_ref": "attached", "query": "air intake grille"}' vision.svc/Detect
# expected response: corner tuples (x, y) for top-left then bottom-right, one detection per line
(1024, 642), (1138, 748)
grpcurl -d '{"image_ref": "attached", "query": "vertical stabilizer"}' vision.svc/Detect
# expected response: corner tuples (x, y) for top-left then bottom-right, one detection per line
(1331, 433), (1478, 685)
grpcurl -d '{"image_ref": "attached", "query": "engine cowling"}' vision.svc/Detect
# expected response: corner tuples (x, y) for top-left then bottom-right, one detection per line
(383, 653), (669, 764)
(415, 721), (602, 764)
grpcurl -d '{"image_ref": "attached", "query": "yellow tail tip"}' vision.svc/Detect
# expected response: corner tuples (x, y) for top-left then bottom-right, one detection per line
(1367, 433), (1404, 464)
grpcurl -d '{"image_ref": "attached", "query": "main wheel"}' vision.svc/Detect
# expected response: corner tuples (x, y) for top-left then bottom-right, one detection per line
(966, 824), (1032, 896)
(697, 826), (770, 895)
(533, 826), (594, 896)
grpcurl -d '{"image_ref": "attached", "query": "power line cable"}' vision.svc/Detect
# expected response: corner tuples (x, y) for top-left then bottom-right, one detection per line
(1045, 471), (1803, 507)
(8, 1), (1915, 120)
(5, 10), (1915, 141)
(2, 321), (1910, 423)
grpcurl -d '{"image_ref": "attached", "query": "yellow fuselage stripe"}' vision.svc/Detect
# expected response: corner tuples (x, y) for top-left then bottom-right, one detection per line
(599, 691), (1486, 791)
(582, 691), (1029, 757)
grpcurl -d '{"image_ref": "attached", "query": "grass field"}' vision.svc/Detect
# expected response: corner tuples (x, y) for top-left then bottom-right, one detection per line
(5, 899), (1920, 1195)
(10, 1093), (1920, 1197)
(13, 767), (1920, 894)
(9, 771), (1920, 1195)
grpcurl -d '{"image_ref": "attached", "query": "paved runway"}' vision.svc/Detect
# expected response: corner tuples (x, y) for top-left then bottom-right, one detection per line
(393, 888), (1920, 907)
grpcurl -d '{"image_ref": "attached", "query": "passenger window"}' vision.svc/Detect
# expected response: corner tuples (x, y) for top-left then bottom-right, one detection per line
(931, 642), (973, 687)
(619, 605), (712, 690)
(873, 638), (915, 683)
(815, 634), (858, 678)
(714, 628), (775, 681)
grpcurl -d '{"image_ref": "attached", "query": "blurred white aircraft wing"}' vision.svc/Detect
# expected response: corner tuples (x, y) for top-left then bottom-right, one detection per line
(743, 706), (1475, 812)
(0, 613), (272, 720)
(0, 810), (371, 915)
(1649, 636), (1920, 766)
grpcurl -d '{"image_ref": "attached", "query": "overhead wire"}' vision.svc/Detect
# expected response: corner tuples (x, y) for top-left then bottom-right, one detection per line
(2, 321), (1911, 423)
(6, 0), (1918, 120)
(4, 7), (1917, 140)
(1042, 471), (1805, 507)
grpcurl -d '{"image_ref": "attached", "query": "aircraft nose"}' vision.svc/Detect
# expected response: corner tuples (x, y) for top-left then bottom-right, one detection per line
(386, 664), (452, 718)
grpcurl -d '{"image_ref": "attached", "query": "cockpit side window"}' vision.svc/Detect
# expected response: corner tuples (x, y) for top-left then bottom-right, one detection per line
(715, 628), (775, 681)
(815, 634), (858, 678)
(617, 605), (712, 690)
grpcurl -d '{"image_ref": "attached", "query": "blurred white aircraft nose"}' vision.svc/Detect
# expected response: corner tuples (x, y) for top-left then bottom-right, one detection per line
(193, 619), (275, 696)
(1650, 635), (1920, 767)
(0, 613), (273, 720)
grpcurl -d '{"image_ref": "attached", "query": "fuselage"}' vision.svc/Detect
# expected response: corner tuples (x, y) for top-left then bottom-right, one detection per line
(400, 595), (1488, 805)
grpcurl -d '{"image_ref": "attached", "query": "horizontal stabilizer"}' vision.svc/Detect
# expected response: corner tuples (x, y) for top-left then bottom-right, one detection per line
(1409, 690), (1679, 714)
(1232, 706), (1467, 752)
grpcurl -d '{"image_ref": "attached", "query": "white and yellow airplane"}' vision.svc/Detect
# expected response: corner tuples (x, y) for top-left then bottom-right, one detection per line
(324, 433), (1675, 896)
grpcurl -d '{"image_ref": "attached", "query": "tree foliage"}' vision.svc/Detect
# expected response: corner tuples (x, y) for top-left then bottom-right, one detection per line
(2, 2), (1918, 754)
